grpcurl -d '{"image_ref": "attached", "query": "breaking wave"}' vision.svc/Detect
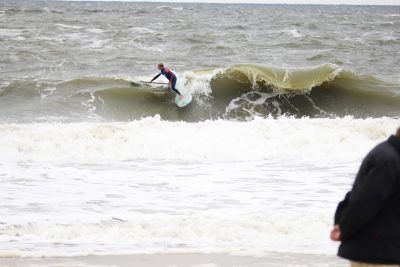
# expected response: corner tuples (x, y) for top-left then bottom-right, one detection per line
(0, 63), (399, 122)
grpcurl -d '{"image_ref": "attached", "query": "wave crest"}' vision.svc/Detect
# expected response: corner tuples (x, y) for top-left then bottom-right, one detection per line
(217, 63), (343, 93)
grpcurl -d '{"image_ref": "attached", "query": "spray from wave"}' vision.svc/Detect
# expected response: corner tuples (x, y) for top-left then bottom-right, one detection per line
(0, 116), (398, 164)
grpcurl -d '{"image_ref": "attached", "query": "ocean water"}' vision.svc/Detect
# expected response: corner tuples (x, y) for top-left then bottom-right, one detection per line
(0, 0), (399, 259)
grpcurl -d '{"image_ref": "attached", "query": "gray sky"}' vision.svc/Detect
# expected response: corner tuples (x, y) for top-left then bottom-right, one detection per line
(81, 0), (400, 4)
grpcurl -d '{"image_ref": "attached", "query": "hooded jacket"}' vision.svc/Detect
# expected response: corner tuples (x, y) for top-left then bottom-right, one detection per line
(334, 135), (400, 264)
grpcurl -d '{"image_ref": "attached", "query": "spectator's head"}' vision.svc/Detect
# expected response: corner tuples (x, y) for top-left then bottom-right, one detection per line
(157, 63), (164, 70)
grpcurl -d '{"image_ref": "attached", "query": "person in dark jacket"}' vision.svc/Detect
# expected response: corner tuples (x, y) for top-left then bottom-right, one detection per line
(331, 127), (400, 267)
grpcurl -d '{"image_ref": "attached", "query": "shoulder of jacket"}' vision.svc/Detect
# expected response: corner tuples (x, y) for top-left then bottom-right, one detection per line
(371, 141), (400, 165)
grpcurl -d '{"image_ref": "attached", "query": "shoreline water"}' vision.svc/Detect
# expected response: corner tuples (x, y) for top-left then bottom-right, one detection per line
(0, 252), (347, 267)
(0, 118), (398, 258)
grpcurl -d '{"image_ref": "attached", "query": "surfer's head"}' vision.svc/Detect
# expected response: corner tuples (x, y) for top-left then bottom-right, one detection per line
(157, 63), (164, 70)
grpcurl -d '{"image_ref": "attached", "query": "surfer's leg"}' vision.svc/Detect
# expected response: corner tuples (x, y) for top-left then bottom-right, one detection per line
(171, 88), (182, 95)
(170, 78), (182, 95)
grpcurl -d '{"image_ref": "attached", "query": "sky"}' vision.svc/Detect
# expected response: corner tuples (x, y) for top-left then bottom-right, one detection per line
(75, 0), (400, 5)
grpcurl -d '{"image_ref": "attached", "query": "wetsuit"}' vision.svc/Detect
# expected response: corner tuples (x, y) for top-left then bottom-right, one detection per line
(151, 68), (182, 95)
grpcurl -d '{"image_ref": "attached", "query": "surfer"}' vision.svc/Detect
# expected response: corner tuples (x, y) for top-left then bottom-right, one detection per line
(150, 63), (183, 99)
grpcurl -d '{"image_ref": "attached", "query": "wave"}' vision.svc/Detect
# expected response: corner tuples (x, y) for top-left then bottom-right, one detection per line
(0, 63), (399, 122)
(201, 63), (400, 119)
(0, 211), (336, 257)
(0, 117), (398, 164)
(3, 7), (63, 14)
(0, 117), (398, 258)
(92, 64), (400, 121)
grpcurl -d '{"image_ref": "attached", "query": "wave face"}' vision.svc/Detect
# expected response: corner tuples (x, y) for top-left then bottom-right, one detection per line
(0, 64), (398, 122)
(206, 64), (400, 119)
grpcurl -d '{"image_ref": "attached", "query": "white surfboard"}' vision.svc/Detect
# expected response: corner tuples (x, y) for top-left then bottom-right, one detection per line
(175, 92), (192, 107)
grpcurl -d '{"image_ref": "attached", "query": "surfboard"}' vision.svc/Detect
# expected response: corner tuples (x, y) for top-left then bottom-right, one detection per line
(175, 92), (192, 107)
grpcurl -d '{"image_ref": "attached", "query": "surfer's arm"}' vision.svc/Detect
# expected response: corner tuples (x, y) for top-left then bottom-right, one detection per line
(150, 73), (161, 82)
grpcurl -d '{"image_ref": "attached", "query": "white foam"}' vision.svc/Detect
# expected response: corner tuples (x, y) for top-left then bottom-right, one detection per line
(86, 28), (104, 34)
(0, 29), (23, 37)
(82, 38), (112, 49)
(0, 117), (398, 258)
(156, 5), (184, 11)
(179, 69), (221, 97)
(55, 23), (83, 29)
(80, 92), (101, 121)
(40, 87), (57, 99)
(225, 92), (275, 119)
(0, 117), (397, 164)
(129, 27), (155, 34)
(0, 158), (350, 257)
(285, 29), (303, 38)
(128, 69), (216, 98)
(0, 212), (335, 257)
(385, 14), (400, 17)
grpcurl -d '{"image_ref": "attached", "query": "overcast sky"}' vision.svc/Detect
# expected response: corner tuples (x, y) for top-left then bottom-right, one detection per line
(77, 0), (400, 4)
